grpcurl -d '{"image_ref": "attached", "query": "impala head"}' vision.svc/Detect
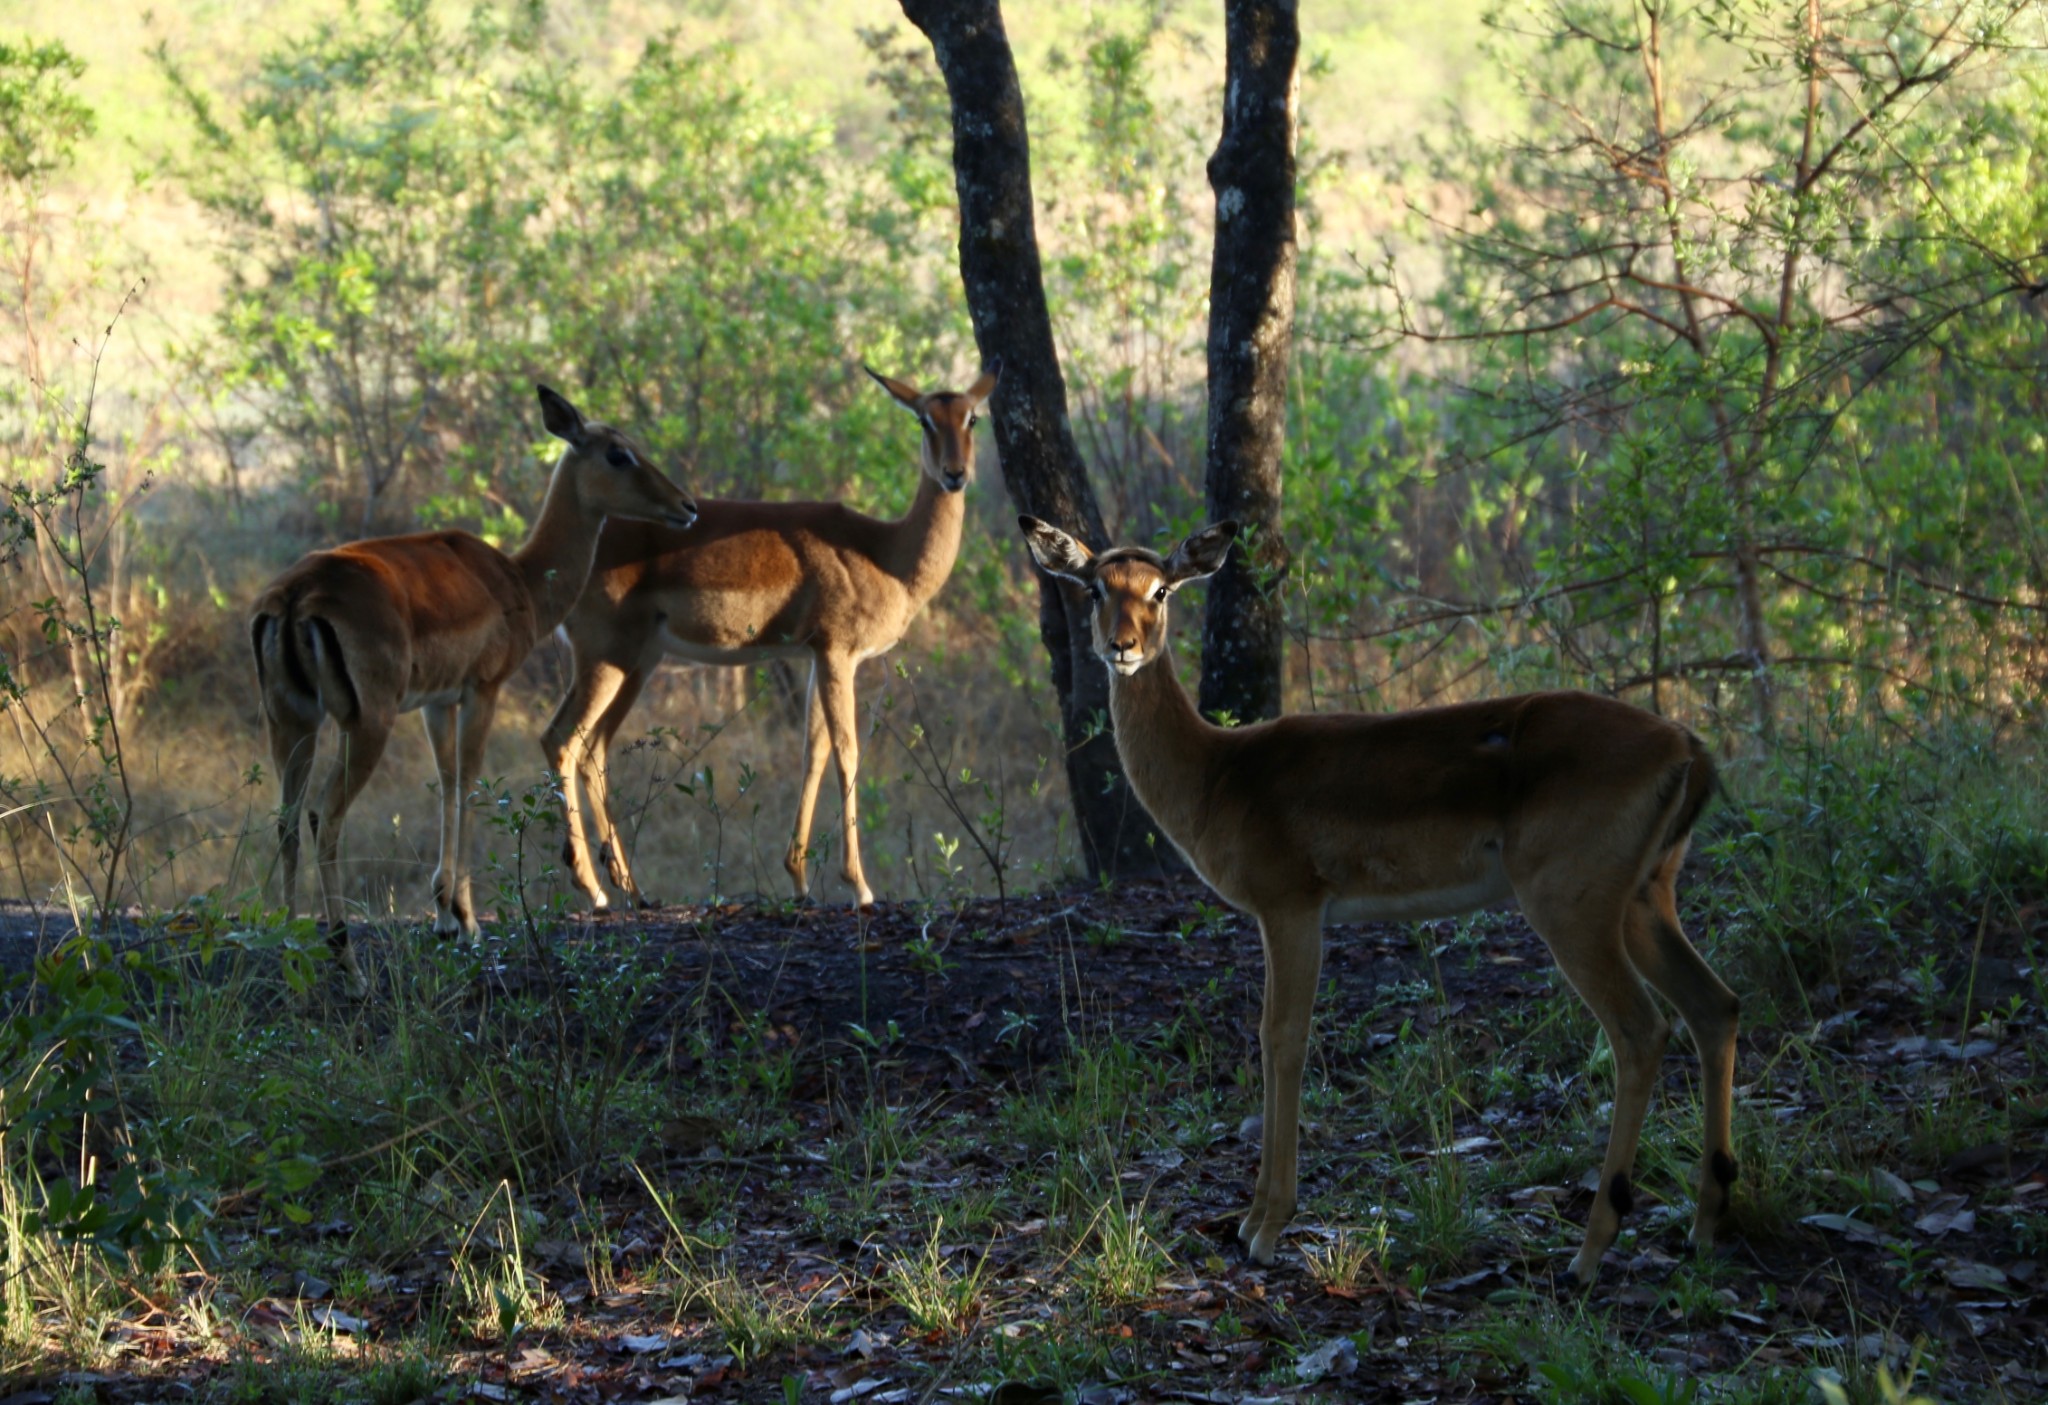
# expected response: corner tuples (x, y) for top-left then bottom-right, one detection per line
(865, 358), (1002, 494)
(537, 384), (699, 531)
(1019, 516), (1238, 675)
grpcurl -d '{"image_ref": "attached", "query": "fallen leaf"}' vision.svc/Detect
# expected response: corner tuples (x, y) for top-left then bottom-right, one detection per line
(1432, 1266), (1505, 1292)
(1294, 1335), (1360, 1382)
(1800, 1213), (1890, 1246)
(1943, 1260), (2010, 1292)
(1436, 1134), (1499, 1155)
(310, 1306), (367, 1334)
(1814, 1009), (1862, 1043)
(1887, 1036), (1997, 1061)
(1913, 1195), (1975, 1237)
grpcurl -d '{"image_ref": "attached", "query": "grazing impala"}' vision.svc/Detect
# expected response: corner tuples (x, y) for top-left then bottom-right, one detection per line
(252, 387), (699, 968)
(544, 361), (1000, 912)
(1018, 515), (1741, 1283)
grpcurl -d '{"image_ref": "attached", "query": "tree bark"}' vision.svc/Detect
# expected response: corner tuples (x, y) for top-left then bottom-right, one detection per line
(898, 0), (1176, 880)
(1198, 0), (1298, 727)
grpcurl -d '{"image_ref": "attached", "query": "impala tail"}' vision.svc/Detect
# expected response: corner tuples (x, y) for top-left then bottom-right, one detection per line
(1665, 731), (1718, 853)
(251, 593), (360, 728)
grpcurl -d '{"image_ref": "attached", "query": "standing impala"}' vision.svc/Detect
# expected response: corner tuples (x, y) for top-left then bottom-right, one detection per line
(545, 360), (1000, 912)
(252, 386), (698, 968)
(1019, 515), (1741, 1283)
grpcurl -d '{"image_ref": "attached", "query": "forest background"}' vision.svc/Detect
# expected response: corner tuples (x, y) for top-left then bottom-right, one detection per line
(4, 0), (2045, 917)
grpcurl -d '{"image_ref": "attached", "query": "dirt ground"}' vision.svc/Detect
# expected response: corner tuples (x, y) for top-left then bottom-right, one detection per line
(7, 876), (2047, 1402)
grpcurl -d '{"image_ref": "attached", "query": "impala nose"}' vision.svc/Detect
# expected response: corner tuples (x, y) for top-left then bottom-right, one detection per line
(942, 471), (967, 492)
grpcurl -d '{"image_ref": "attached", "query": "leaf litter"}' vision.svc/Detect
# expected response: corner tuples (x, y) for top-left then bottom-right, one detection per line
(6, 875), (2046, 1401)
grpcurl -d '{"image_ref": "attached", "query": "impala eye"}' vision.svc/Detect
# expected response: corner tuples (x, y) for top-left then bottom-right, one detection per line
(605, 446), (636, 469)
(1152, 584), (1171, 603)
(968, 412), (981, 428)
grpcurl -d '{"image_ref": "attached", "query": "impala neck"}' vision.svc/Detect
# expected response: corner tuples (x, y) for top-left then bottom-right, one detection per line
(1107, 642), (1222, 845)
(886, 469), (968, 605)
(512, 457), (605, 632)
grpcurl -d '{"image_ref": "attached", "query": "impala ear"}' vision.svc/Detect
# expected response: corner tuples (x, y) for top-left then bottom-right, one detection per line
(1166, 520), (1239, 585)
(863, 364), (924, 412)
(537, 384), (588, 446)
(966, 357), (1002, 404)
(1018, 515), (1094, 583)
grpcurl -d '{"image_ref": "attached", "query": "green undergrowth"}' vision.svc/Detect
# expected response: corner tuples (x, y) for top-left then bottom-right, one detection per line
(3, 717), (2044, 1400)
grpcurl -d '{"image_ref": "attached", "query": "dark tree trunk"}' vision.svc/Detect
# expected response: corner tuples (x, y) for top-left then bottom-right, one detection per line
(899, 0), (1176, 881)
(1197, 0), (1298, 727)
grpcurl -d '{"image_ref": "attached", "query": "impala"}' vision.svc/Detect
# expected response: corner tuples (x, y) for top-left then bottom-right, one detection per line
(1018, 515), (1741, 1283)
(252, 386), (699, 970)
(544, 361), (999, 912)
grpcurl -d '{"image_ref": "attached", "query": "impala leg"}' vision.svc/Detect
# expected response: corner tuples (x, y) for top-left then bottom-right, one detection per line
(265, 709), (319, 916)
(817, 653), (875, 910)
(542, 654), (631, 910)
(310, 714), (392, 982)
(579, 666), (653, 907)
(1528, 890), (1670, 1284)
(1240, 904), (1325, 1264)
(1626, 844), (1742, 1254)
(423, 702), (463, 935)
(783, 656), (832, 902)
(442, 687), (499, 938)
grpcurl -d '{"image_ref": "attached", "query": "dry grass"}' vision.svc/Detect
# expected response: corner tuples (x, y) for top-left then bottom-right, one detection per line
(0, 609), (1075, 916)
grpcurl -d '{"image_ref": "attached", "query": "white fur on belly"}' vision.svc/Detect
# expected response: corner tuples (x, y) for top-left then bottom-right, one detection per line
(1324, 863), (1512, 924)
(656, 626), (810, 665)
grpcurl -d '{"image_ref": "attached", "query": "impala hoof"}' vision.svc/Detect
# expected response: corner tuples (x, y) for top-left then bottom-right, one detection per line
(323, 927), (370, 996)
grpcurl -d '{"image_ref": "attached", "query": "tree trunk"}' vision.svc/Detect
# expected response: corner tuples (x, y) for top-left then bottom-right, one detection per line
(1198, 0), (1298, 727)
(898, 0), (1176, 881)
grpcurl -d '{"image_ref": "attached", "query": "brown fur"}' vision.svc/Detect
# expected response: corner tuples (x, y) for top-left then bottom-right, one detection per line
(251, 387), (698, 976)
(545, 363), (1000, 911)
(1021, 517), (1742, 1283)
